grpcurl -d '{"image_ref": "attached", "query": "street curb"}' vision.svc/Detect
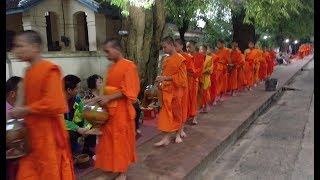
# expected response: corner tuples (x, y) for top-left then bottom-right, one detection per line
(184, 56), (314, 180)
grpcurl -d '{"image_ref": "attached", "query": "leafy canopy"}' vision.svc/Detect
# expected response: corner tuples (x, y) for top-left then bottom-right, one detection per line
(165, 0), (211, 29)
(100, 0), (155, 16)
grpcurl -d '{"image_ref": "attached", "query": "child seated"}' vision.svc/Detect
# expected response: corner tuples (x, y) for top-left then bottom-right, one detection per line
(63, 75), (96, 156)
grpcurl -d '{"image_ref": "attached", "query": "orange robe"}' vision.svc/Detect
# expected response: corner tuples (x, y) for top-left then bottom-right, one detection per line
(259, 51), (268, 80)
(216, 48), (231, 94)
(229, 49), (242, 91)
(264, 51), (274, 76)
(299, 45), (306, 59)
(180, 52), (194, 120)
(245, 49), (259, 87)
(17, 60), (74, 180)
(254, 49), (262, 83)
(210, 54), (219, 102)
(202, 55), (213, 106)
(192, 53), (205, 108)
(269, 50), (276, 61)
(158, 53), (187, 132)
(237, 53), (247, 89)
(95, 58), (140, 172)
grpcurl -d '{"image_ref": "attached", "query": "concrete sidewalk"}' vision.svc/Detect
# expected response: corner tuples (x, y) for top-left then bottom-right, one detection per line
(79, 55), (314, 180)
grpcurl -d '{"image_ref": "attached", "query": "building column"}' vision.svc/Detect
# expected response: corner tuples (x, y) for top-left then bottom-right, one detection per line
(65, 23), (76, 51)
(22, 11), (48, 52)
(95, 14), (106, 50)
(86, 15), (97, 51)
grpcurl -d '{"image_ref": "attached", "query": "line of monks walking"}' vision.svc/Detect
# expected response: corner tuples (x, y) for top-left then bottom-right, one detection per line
(298, 44), (313, 59)
(154, 37), (277, 146)
(7, 29), (312, 180)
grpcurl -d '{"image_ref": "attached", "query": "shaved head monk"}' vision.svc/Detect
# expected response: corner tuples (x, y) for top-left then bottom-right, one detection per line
(253, 43), (262, 85)
(262, 46), (273, 77)
(174, 38), (195, 138)
(93, 38), (140, 180)
(186, 40), (205, 124)
(9, 30), (75, 180)
(229, 41), (243, 96)
(244, 41), (258, 90)
(231, 42), (246, 91)
(215, 39), (231, 102)
(259, 46), (268, 82)
(268, 48), (277, 76)
(155, 36), (187, 146)
(199, 45), (213, 112)
(207, 47), (219, 105)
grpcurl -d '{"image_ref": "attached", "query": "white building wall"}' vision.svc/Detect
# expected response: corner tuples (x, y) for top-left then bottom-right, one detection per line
(6, 52), (111, 88)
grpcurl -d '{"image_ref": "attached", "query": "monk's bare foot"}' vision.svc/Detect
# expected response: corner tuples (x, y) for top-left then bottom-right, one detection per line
(200, 107), (208, 113)
(192, 117), (198, 125)
(180, 130), (187, 138)
(136, 129), (142, 134)
(213, 100), (217, 106)
(204, 106), (209, 112)
(154, 136), (170, 147)
(175, 134), (183, 143)
(115, 173), (126, 180)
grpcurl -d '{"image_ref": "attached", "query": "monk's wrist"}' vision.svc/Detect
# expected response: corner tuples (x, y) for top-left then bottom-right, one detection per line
(23, 106), (32, 115)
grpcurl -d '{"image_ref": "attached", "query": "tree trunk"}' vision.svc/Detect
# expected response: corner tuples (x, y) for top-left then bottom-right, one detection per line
(231, 8), (255, 53)
(178, 20), (189, 50)
(120, 0), (166, 98)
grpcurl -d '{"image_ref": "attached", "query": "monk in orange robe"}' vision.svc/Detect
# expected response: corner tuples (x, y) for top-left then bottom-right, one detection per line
(186, 41), (205, 124)
(237, 52), (247, 90)
(215, 39), (231, 102)
(175, 38), (194, 138)
(199, 45), (213, 112)
(244, 41), (259, 90)
(263, 47), (274, 77)
(298, 44), (306, 59)
(259, 46), (268, 81)
(230, 42), (246, 92)
(93, 39), (140, 180)
(253, 44), (262, 84)
(269, 49), (276, 63)
(229, 42), (241, 96)
(9, 30), (75, 180)
(155, 36), (187, 146)
(207, 48), (219, 105)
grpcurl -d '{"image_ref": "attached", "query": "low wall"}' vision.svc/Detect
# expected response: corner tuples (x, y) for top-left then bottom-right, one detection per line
(6, 51), (111, 88)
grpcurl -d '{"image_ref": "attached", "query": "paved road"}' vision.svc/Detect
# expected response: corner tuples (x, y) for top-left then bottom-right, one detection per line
(200, 60), (314, 180)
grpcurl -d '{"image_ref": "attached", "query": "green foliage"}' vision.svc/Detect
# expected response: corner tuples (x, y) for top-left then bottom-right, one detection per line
(248, 0), (302, 27)
(192, 0), (233, 47)
(255, 0), (314, 47)
(225, 0), (305, 27)
(164, 0), (210, 29)
(100, 0), (155, 16)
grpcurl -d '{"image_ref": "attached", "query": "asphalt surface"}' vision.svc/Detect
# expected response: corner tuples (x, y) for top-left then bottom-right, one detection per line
(200, 60), (314, 180)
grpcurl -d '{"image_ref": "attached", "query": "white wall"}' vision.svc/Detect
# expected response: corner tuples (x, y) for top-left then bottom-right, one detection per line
(6, 52), (111, 87)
